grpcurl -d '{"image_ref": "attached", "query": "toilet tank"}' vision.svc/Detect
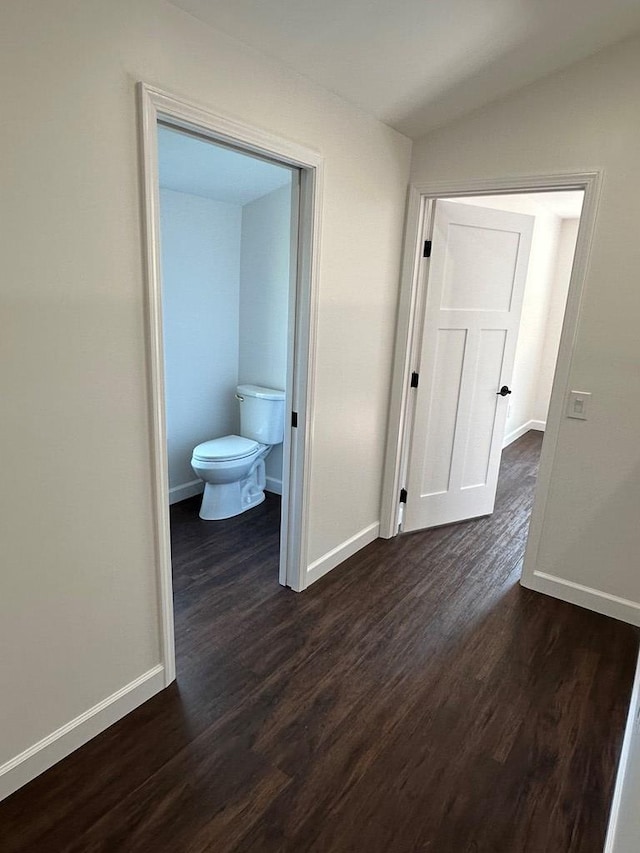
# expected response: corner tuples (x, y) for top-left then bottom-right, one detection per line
(237, 384), (285, 444)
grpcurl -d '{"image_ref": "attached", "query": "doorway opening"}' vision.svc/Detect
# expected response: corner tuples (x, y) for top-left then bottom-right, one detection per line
(158, 123), (296, 507)
(138, 84), (324, 684)
(158, 124), (296, 673)
(382, 175), (598, 595)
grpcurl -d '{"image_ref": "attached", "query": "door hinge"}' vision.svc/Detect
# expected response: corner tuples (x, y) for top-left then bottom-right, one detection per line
(399, 488), (408, 504)
(410, 371), (419, 389)
(291, 411), (298, 428)
(423, 240), (432, 258)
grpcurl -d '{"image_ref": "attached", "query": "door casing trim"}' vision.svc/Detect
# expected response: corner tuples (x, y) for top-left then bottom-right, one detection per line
(138, 82), (324, 684)
(380, 171), (602, 588)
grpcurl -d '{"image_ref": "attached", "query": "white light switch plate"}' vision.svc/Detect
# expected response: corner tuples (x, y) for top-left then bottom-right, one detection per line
(567, 390), (591, 420)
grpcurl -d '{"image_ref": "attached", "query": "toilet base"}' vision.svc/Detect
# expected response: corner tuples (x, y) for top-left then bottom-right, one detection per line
(198, 460), (267, 520)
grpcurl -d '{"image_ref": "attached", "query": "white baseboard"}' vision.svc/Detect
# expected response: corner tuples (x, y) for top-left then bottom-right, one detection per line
(306, 522), (380, 587)
(265, 476), (282, 495)
(503, 419), (546, 448)
(604, 652), (640, 853)
(0, 664), (165, 802)
(169, 479), (203, 505)
(522, 571), (640, 627)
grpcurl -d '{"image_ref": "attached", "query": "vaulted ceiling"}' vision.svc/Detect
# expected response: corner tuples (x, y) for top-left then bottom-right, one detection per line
(170, 0), (640, 139)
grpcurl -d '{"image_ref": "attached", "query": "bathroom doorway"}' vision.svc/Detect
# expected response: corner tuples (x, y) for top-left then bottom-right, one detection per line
(158, 124), (295, 512)
(138, 84), (323, 685)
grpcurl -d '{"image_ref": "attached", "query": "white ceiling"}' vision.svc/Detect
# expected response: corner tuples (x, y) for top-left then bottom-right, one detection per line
(445, 191), (585, 219)
(170, 0), (640, 139)
(158, 125), (292, 205)
(527, 191), (584, 219)
(443, 190), (584, 219)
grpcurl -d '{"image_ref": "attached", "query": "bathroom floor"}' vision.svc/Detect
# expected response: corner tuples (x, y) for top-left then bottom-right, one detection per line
(1, 433), (637, 852)
(170, 491), (282, 643)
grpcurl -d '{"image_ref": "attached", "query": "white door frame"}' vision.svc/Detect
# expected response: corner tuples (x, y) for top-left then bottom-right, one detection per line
(380, 171), (602, 565)
(137, 83), (324, 685)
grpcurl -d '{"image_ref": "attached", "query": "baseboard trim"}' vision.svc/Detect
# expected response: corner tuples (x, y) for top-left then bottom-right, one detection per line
(169, 479), (203, 505)
(522, 571), (640, 627)
(265, 476), (282, 496)
(604, 652), (640, 852)
(0, 664), (165, 802)
(503, 419), (546, 448)
(306, 522), (380, 587)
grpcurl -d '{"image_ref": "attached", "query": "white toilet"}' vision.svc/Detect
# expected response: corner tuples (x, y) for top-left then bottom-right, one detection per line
(190, 384), (285, 520)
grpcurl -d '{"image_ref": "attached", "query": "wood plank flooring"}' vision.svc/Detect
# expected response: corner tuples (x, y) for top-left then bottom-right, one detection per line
(0, 431), (637, 852)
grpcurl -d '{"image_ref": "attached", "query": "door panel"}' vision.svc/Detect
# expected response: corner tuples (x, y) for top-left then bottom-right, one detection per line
(404, 200), (534, 533)
(461, 329), (506, 489)
(442, 225), (521, 311)
(422, 328), (467, 496)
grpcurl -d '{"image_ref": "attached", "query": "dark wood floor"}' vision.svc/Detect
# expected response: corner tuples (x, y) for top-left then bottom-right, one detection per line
(1, 431), (637, 852)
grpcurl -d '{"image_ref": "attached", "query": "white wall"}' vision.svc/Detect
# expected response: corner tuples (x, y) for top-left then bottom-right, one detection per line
(511, 211), (560, 436)
(534, 218), (579, 424)
(160, 189), (242, 500)
(0, 0), (410, 797)
(411, 35), (640, 620)
(604, 657), (640, 853)
(239, 183), (293, 492)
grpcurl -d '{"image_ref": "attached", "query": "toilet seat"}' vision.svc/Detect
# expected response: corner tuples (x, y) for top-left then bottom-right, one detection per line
(192, 434), (261, 463)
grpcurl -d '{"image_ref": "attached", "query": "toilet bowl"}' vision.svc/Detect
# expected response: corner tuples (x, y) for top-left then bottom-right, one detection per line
(191, 435), (269, 520)
(190, 385), (285, 520)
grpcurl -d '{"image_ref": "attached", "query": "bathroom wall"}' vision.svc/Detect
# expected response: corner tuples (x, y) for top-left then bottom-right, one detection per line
(160, 188), (242, 501)
(239, 182), (293, 492)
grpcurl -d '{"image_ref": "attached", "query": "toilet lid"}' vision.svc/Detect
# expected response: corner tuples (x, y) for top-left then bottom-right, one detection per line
(192, 435), (260, 462)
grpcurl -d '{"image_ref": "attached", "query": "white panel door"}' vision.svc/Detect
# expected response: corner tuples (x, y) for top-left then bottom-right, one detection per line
(404, 200), (534, 532)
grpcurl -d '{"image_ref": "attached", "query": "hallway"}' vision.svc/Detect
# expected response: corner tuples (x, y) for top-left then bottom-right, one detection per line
(1, 431), (636, 852)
